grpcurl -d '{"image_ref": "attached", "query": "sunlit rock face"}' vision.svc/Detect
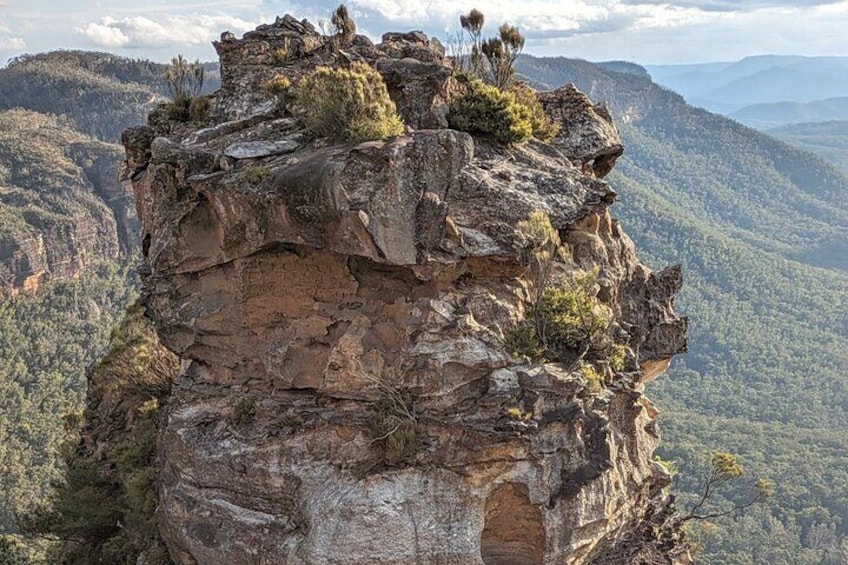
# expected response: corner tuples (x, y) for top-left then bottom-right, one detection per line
(125, 15), (688, 565)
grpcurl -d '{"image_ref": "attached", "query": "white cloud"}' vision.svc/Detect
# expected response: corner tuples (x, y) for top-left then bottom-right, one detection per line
(344, 0), (722, 41)
(79, 13), (258, 49)
(0, 36), (25, 49)
(81, 17), (130, 47)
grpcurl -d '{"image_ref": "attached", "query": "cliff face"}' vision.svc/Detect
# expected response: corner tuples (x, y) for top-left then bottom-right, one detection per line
(0, 110), (139, 293)
(124, 17), (688, 564)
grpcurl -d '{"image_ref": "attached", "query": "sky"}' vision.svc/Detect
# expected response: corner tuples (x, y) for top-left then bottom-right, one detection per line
(1, 0), (848, 66)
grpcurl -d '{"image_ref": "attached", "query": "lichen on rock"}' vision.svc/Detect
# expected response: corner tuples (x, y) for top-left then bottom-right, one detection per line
(121, 14), (690, 565)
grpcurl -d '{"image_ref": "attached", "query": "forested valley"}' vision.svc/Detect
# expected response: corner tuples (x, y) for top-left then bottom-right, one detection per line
(0, 49), (846, 563)
(518, 55), (848, 563)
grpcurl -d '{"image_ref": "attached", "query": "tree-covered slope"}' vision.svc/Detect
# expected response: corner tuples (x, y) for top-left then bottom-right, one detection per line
(0, 51), (220, 143)
(518, 54), (848, 564)
(767, 121), (848, 176)
(0, 262), (137, 547)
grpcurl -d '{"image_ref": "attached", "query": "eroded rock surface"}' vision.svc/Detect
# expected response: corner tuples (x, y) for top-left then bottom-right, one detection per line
(539, 85), (624, 178)
(125, 16), (689, 565)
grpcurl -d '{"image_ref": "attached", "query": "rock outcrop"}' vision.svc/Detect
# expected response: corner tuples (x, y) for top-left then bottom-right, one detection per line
(124, 16), (689, 565)
(539, 85), (624, 178)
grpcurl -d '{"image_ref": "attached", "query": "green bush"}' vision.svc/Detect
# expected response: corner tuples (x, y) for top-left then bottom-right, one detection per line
(448, 79), (533, 143)
(449, 79), (560, 144)
(164, 54), (205, 123)
(189, 96), (210, 123)
(534, 272), (613, 352)
(164, 97), (190, 122)
(296, 62), (404, 142)
(579, 364), (603, 396)
(511, 84), (560, 142)
(263, 75), (291, 96)
(233, 397), (256, 425)
(505, 270), (613, 363)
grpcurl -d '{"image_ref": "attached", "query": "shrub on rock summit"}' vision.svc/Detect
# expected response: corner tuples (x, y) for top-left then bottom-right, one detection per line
(296, 62), (404, 142)
(448, 80), (560, 144)
(448, 79), (535, 144)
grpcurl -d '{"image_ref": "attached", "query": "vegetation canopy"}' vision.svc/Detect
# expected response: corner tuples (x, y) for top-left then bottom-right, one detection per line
(164, 54), (205, 122)
(448, 79), (535, 144)
(296, 61), (404, 141)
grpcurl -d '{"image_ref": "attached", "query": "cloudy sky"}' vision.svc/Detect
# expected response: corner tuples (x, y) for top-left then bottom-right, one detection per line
(1, 0), (847, 66)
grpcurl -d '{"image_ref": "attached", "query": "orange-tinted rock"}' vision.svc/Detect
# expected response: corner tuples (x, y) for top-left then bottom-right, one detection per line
(124, 16), (689, 565)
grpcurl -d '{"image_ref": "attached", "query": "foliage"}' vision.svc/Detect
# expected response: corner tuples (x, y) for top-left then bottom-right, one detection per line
(448, 79), (534, 143)
(330, 4), (356, 44)
(0, 261), (137, 557)
(242, 165), (272, 185)
(263, 76), (293, 111)
(0, 536), (29, 565)
(364, 373), (418, 466)
(164, 55), (205, 123)
(233, 397), (256, 426)
(448, 80), (557, 144)
(453, 10), (524, 88)
(578, 364), (604, 396)
(607, 343), (627, 372)
(505, 272), (613, 367)
(506, 271), (613, 365)
(516, 210), (566, 298)
(506, 407), (532, 421)
(189, 96), (210, 123)
(680, 452), (773, 523)
(481, 24), (525, 89)
(263, 75), (292, 96)
(19, 300), (176, 563)
(164, 54), (204, 103)
(511, 83), (560, 141)
(457, 9), (485, 77)
(296, 62), (404, 141)
(505, 211), (614, 372)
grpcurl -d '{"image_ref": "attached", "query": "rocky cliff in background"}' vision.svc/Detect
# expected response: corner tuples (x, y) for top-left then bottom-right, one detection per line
(0, 110), (138, 292)
(123, 16), (688, 564)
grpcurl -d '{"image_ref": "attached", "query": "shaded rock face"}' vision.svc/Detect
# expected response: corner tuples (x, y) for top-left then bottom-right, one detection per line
(125, 16), (688, 565)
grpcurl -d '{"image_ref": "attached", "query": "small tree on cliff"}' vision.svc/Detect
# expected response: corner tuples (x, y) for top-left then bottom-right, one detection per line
(454, 10), (524, 88)
(163, 55), (205, 122)
(448, 10), (556, 145)
(482, 24), (525, 88)
(459, 9), (485, 77)
(681, 452), (774, 523)
(330, 4), (356, 45)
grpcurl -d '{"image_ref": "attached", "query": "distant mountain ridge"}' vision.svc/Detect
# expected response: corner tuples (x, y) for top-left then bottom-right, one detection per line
(646, 55), (848, 115)
(0, 50), (220, 142)
(731, 96), (848, 128)
(0, 51), (168, 291)
(767, 120), (848, 175)
(0, 51), (220, 292)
